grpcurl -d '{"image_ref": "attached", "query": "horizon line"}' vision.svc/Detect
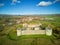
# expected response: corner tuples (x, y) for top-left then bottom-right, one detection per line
(0, 14), (60, 15)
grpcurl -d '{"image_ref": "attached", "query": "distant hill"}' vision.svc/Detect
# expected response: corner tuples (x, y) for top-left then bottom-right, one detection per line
(0, 14), (60, 18)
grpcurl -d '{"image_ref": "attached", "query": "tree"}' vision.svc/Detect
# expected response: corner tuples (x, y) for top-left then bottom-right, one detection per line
(0, 25), (4, 32)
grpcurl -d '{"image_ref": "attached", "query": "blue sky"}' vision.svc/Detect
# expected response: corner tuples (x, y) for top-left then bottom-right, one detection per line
(0, 0), (60, 15)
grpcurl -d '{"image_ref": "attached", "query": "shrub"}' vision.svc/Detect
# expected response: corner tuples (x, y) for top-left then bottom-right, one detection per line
(8, 31), (19, 40)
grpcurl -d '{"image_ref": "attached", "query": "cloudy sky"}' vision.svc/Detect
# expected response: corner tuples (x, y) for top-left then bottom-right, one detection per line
(0, 0), (60, 15)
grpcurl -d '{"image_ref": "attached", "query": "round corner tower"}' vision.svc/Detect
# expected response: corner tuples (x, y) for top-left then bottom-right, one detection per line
(17, 28), (22, 36)
(45, 27), (52, 36)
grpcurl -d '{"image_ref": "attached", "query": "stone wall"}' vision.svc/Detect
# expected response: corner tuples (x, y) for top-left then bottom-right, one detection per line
(46, 30), (52, 36)
(21, 30), (46, 35)
(17, 29), (52, 36)
(17, 30), (22, 36)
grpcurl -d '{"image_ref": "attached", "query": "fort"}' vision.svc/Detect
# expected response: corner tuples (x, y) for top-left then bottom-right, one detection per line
(17, 23), (52, 36)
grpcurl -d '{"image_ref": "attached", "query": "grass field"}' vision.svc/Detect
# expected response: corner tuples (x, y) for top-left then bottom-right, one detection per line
(0, 34), (60, 45)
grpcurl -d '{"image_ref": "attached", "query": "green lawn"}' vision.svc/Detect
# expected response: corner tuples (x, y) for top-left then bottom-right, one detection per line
(0, 33), (60, 45)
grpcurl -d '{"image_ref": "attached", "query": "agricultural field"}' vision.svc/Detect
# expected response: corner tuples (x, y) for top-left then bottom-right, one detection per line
(0, 15), (60, 45)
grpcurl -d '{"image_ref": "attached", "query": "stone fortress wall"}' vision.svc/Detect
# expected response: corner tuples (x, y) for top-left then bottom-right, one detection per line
(17, 29), (52, 36)
(22, 30), (46, 35)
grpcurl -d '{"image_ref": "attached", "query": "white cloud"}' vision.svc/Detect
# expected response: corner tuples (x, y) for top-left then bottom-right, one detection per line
(37, 1), (52, 6)
(11, 0), (21, 5)
(37, 0), (60, 6)
(12, 0), (20, 3)
(0, 3), (4, 7)
(53, 0), (60, 3)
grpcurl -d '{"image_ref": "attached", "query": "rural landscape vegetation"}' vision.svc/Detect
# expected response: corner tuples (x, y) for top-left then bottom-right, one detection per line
(0, 0), (60, 45)
(0, 14), (60, 45)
